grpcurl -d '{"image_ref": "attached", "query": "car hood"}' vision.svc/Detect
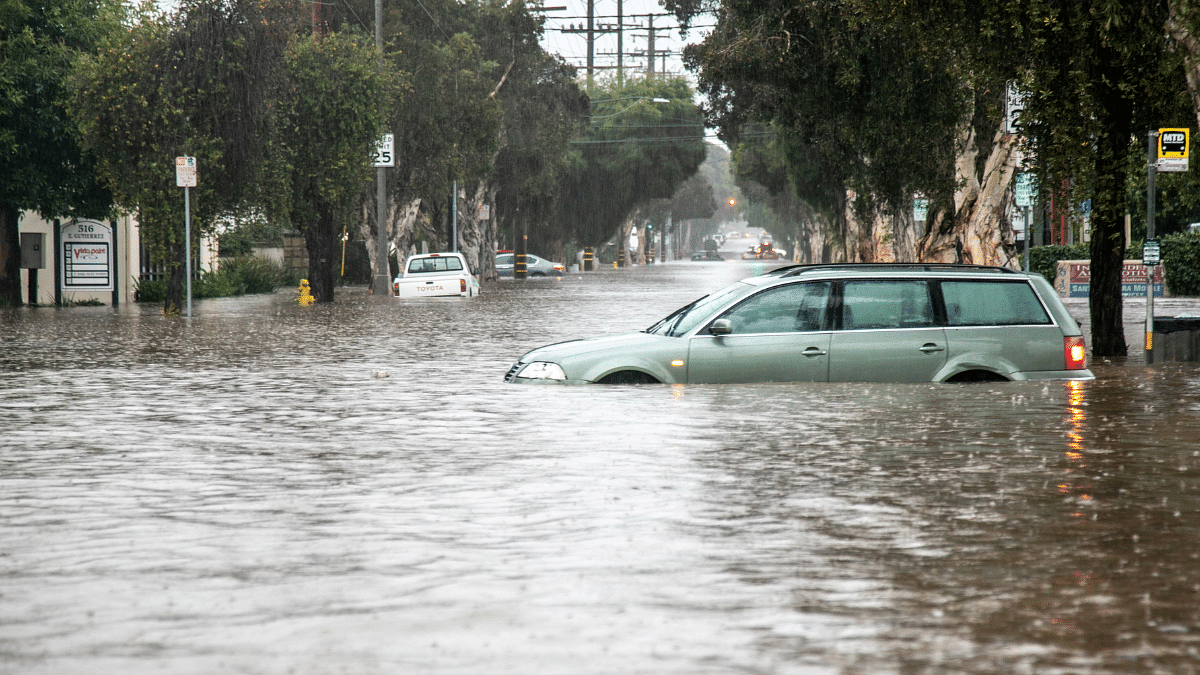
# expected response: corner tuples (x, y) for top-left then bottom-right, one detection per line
(520, 331), (666, 363)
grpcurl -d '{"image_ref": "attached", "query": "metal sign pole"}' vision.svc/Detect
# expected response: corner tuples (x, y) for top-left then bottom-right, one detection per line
(185, 185), (192, 317)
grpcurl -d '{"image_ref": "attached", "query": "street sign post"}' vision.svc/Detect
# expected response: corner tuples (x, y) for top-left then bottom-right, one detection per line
(176, 156), (196, 316)
(373, 134), (393, 294)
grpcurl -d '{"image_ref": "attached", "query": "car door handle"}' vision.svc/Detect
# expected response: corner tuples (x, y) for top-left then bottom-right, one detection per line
(802, 347), (827, 357)
(919, 343), (945, 353)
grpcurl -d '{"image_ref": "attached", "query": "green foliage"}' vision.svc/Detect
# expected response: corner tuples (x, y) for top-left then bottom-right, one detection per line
(1161, 232), (1200, 297)
(134, 279), (166, 303)
(556, 78), (708, 247)
(1022, 244), (1088, 283)
(135, 255), (297, 302)
(1, 0), (120, 304)
(71, 0), (299, 312)
(1020, 235), (1200, 297)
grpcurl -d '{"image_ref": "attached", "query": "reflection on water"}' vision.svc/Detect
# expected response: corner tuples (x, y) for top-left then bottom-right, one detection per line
(3, 263), (1200, 674)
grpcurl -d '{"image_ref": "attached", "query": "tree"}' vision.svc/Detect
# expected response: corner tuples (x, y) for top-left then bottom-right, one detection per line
(73, 0), (297, 313)
(279, 30), (386, 302)
(0, 0), (119, 306)
(556, 78), (708, 248)
(674, 0), (1190, 357)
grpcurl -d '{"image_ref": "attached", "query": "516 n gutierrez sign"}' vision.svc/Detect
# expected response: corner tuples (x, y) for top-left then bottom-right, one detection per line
(60, 219), (114, 292)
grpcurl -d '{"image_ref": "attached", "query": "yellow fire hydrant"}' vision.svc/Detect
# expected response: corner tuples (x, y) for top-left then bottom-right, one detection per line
(297, 279), (315, 306)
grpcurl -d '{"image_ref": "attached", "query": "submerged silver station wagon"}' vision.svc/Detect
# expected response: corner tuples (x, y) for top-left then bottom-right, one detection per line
(505, 264), (1094, 385)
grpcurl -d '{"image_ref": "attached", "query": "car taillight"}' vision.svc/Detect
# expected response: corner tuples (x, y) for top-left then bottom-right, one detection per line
(393, 282), (398, 296)
(460, 279), (467, 293)
(1064, 336), (1087, 370)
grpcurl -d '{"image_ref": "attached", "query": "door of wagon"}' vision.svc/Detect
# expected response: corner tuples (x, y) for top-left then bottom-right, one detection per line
(687, 281), (832, 384)
(827, 279), (947, 382)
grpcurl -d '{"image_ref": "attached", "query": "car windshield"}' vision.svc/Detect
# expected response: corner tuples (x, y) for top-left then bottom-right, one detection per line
(644, 282), (751, 337)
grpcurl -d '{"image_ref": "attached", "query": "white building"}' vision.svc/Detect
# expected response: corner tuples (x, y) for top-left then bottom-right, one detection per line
(16, 211), (218, 306)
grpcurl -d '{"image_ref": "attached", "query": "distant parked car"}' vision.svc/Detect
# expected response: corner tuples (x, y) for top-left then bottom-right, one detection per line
(504, 263), (1093, 385)
(496, 251), (566, 277)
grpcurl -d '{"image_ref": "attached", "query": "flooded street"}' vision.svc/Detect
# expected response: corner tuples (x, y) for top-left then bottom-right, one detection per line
(3, 261), (1200, 674)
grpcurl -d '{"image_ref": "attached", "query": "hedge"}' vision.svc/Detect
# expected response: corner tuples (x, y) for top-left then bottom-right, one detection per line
(135, 256), (300, 303)
(1021, 232), (1200, 296)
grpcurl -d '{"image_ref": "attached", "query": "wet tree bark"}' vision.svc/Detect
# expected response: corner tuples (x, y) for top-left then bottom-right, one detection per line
(305, 202), (337, 303)
(1088, 70), (1133, 357)
(164, 238), (186, 316)
(0, 207), (22, 307)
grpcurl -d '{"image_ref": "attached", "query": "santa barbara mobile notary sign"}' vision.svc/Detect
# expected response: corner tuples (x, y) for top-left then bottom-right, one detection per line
(1054, 260), (1165, 298)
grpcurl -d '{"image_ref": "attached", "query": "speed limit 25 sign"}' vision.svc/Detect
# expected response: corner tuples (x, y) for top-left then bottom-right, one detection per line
(373, 133), (394, 167)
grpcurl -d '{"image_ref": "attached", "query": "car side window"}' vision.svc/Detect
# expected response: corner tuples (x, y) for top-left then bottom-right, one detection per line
(497, 254), (513, 265)
(720, 282), (830, 334)
(840, 280), (934, 330)
(940, 280), (1051, 326)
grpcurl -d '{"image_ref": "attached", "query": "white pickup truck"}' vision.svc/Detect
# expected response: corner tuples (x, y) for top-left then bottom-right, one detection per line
(393, 252), (481, 298)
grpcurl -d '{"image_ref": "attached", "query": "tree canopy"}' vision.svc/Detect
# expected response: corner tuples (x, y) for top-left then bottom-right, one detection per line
(0, 0), (120, 305)
(556, 78), (708, 248)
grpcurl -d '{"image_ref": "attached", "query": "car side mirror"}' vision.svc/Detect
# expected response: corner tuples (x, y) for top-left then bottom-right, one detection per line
(709, 318), (732, 336)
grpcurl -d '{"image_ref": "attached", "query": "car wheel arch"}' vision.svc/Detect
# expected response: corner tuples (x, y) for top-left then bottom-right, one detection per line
(935, 355), (1019, 383)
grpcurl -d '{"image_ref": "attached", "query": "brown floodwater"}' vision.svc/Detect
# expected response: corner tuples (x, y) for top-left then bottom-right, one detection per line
(2, 261), (1199, 674)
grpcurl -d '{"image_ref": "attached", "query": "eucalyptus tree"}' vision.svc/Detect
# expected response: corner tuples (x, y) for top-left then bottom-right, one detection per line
(556, 78), (708, 249)
(487, 42), (590, 270)
(675, 0), (967, 263)
(0, 0), (121, 306)
(672, 0), (1189, 357)
(854, 0), (1188, 356)
(326, 0), (502, 277)
(73, 0), (297, 313)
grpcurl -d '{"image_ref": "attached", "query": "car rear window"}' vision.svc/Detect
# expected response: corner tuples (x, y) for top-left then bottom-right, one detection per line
(940, 280), (1051, 326)
(408, 256), (464, 274)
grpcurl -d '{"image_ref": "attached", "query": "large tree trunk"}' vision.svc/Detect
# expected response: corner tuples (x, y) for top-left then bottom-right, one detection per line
(0, 207), (22, 307)
(917, 119), (1021, 266)
(1088, 70), (1134, 357)
(305, 201), (337, 303)
(163, 238), (186, 316)
(388, 197), (422, 269)
(455, 179), (494, 280)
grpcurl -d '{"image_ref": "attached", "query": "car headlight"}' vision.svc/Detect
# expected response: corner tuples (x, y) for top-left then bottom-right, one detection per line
(517, 361), (567, 380)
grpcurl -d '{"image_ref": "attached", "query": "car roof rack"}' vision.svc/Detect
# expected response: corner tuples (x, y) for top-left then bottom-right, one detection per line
(772, 263), (1020, 278)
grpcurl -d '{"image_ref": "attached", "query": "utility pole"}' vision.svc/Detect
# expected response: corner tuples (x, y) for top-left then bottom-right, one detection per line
(647, 14), (654, 76)
(617, 0), (623, 85)
(372, 0), (391, 296)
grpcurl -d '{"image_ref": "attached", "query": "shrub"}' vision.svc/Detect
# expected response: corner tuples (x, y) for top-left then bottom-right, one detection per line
(1022, 244), (1088, 281)
(1161, 232), (1200, 296)
(135, 279), (167, 303)
(135, 256), (298, 302)
(1020, 234), (1200, 296)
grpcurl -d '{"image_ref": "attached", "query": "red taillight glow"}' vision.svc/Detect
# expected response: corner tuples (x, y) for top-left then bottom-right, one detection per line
(1065, 336), (1087, 370)
(393, 282), (398, 296)
(460, 279), (467, 293)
